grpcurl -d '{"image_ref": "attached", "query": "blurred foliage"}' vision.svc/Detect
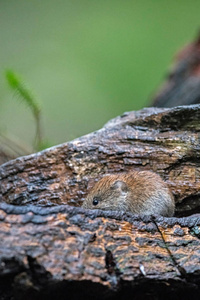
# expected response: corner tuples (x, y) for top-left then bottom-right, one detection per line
(0, 70), (51, 161)
(6, 70), (40, 119)
(5, 70), (45, 151)
(0, 0), (200, 148)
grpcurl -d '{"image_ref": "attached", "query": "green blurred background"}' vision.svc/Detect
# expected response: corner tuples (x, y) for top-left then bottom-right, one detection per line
(0, 0), (200, 147)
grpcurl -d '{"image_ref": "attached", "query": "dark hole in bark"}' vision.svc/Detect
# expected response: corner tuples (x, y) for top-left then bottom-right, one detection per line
(175, 195), (200, 217)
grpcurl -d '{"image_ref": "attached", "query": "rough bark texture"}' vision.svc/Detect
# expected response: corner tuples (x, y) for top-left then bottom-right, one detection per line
(0, 104), (200, 299)
(0, 105), (200, 214)
(0, 204), (200, 300)
(152, 33), (200, 107)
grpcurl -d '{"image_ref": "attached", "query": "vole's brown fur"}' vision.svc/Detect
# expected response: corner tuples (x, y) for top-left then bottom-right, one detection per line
(82, 171), (175, 217)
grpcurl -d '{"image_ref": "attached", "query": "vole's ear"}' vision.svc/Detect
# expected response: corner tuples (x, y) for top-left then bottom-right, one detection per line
(111, 180), (128, 193)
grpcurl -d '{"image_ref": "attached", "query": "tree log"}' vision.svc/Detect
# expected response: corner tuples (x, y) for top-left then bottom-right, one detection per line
(0, 203), (200, 300)
(0, 105), (200, 214)
(152, 33), (200, 107)
(0, 104), (200, 299)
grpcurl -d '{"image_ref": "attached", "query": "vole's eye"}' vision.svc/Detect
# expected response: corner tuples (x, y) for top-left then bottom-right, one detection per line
(93, 197), (99, 206)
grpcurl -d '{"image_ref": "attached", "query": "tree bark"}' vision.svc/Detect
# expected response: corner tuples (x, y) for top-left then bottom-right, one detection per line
(152, 33), (200, 107)
(0, 104), (200, 299)
(0, 203), (200, 300)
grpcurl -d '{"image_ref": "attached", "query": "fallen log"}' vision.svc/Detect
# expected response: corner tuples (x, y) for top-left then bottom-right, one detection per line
(152, 33), (200, 107)
(0, 104), (200, 299)
(0, 105), (200, 214)
(0, 203), (200, 300)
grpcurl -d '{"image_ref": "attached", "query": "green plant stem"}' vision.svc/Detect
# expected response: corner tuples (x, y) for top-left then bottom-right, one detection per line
(5, 70), (43, 151)
(34, 112), (42, 150)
